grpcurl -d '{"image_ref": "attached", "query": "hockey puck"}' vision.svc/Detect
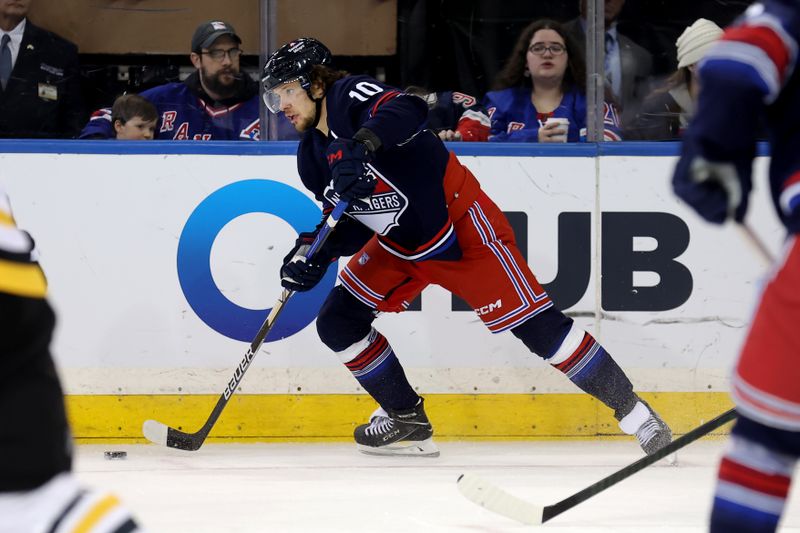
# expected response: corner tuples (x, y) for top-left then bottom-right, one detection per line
(104, 451), (127, 460)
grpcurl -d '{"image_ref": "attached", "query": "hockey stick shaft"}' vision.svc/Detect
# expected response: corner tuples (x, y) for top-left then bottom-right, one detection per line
(535, 221), (770, 519)
(144, 200), (350, 451)
(458, 408), (737, 525)
(737, 222), (774, 264)
(541, 408), (736, 522)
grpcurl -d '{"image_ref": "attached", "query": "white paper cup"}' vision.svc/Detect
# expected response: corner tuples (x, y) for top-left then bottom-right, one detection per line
(546, 117), (569, 142)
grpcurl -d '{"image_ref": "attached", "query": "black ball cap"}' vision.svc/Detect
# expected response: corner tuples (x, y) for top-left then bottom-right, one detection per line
(191, 20), (242, 52)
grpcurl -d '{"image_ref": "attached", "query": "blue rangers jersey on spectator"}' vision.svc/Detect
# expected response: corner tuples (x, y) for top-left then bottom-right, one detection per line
(673, 0), (800, 233)
(298, 75), (462, 261)
(79, 72), (297, 141)
(418, 90), (490, 141)
(483, 85), (622, 142)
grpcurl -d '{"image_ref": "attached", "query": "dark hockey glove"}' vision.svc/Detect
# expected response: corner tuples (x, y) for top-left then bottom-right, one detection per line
(673, 154), (749, 224)
(279, 233), (334, 292)
(326, 138), (376, 201)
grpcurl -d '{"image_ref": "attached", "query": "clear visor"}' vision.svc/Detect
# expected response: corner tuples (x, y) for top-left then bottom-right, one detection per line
(261, 77), (302, 114)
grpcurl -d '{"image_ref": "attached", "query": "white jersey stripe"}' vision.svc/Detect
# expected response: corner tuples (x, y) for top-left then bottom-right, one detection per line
(465, 203), (550, 332)
(716, 480), (787, 515)
(732, 373), (800, 431)
(341, 266), (384, 300)
(703, 41), (780, 102)
(726, 435), (797, 477)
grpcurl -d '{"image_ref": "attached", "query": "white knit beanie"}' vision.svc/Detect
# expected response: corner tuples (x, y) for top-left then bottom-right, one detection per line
(676, 18), (724, 68)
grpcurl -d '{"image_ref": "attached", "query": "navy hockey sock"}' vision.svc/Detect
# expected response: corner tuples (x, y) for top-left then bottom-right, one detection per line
(336, 328), (419, 411)
(549, 327), (638, 420)
(511, 309), (639, 419)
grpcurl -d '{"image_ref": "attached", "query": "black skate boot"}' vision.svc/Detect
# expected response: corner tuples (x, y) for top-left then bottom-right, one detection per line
(354, 398), (439, 457)
(618, 400), (673, 456)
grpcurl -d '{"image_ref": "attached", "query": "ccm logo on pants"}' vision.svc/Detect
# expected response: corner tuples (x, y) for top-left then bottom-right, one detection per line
(474, 299), (503, 316)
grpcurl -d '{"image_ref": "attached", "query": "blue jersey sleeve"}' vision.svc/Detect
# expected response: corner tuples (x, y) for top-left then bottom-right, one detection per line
(326, 76), (428, 148)
(79, 108), (115, 139)
(683, 0), (800, 162)
(601, 101), (623, 141)
(483, 91), (511, 142)
(669, 1), (800, 224)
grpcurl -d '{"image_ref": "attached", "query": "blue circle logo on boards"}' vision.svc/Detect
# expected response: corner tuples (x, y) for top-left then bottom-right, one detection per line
(176, 179), (336, 342)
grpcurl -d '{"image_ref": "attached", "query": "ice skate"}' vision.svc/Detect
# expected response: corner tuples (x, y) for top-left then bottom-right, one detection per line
(619, 400), (673, 456)
(354, 398), (439, 457)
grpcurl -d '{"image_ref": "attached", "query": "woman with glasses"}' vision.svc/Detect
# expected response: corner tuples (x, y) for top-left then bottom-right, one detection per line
(483, 19), (622, 142)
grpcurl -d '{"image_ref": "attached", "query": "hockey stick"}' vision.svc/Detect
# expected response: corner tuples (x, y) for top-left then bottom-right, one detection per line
(458, 408), (737, 525)
(738, 222), (774, 264)
(143, 200), (350, 451)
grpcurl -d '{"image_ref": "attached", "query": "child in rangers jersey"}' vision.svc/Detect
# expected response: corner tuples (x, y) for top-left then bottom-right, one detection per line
(111, 94), (158, 140)
(262, 38), (671, 457)
(672, 1), (800, 531)
(0, 187), (143, 532)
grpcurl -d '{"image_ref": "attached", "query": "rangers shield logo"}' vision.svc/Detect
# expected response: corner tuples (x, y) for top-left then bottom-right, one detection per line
(324, 164), (408, 235)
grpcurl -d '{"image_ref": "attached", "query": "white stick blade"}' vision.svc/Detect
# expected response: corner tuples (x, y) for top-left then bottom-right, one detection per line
(457, 473), (544, 526)
(142, 419), (168, 446)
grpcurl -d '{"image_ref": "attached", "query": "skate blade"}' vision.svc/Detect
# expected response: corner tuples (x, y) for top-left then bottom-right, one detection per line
(357, 438), (440, 457)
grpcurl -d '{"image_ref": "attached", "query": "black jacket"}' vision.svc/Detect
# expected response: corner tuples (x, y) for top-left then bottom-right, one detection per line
(0, 20), (85, 138)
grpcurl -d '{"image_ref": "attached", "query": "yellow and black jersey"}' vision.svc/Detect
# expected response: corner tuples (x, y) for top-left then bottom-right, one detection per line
(0, 187), (47, 298)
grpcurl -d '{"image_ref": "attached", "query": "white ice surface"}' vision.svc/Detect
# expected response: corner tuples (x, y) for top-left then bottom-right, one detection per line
(74, 440), (800, 532)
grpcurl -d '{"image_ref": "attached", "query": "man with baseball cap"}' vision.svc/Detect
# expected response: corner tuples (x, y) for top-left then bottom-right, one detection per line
(191, 20), (241, 53)
(81, 19), (295, 140)
(188, 20), (246, 105)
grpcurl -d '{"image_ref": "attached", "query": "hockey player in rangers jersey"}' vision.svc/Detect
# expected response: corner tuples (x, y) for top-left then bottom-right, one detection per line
(263, 38), (672, 457)
(672, 2), (800, 531)
(0, 187), (143, 532)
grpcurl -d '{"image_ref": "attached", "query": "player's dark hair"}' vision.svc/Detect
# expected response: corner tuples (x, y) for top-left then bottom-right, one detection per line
(308, 65), (349, 94)
(492, 19), (586, 93)
(111, 94), (158, 125)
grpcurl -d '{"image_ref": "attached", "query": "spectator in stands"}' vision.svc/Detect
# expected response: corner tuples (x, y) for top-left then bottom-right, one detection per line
(563, 0), (653, 128)
(625, 19), (723, 140)
(81, 93), (158, 140)
(484, 19), (622, 142)
(81, 20), (293, 141)
(112, 94), (157, 140)
(0, 0), (85, 138)
(405, 86), (490, 141)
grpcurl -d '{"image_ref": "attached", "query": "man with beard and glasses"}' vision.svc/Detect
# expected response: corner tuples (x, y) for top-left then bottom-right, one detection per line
(80, 20), (294, 141)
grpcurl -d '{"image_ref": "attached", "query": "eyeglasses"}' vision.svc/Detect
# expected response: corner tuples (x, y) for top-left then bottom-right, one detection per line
(201, 48), (243, 61)
(528, 43), (566, 56)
